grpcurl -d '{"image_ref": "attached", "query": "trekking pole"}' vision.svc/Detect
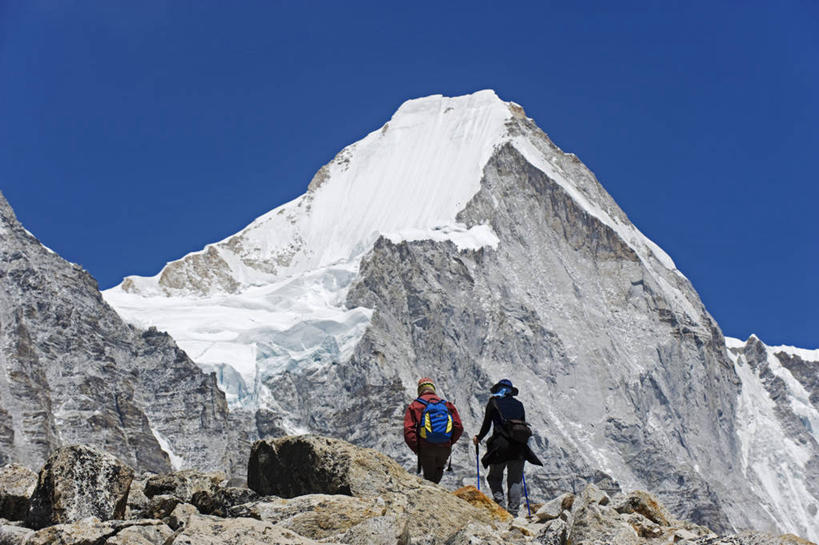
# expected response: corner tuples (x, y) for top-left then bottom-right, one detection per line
(475, 443), (481, 491)
(522, 469), (531, 517)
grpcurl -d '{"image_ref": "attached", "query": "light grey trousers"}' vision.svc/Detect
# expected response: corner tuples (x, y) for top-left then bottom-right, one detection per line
(486, 458), (525, 516)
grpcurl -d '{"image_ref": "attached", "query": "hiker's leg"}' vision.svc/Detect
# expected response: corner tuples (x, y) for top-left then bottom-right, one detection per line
(506, 459), (525, 517)
(428, 447), (449, 484)
(419, 450), (435, 482)
(420, 446), (447, 483)
(487, 462), (506, 508)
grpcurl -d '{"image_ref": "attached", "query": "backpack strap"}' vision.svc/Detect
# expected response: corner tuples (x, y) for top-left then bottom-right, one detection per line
(415, 397), (429, 407)
(491, 397), (508, 424)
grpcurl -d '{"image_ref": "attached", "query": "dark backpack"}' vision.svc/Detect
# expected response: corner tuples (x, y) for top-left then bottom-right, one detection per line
(493, 398), (532, 444)
(415, 397), (454, 444)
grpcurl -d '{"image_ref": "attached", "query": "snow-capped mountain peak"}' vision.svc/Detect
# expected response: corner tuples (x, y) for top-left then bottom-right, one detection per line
(114, 90), (515, 298)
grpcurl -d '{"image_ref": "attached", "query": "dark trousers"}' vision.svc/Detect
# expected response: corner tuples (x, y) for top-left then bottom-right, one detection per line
(487, 458), (525, 516)
(418, 444), (451, 484)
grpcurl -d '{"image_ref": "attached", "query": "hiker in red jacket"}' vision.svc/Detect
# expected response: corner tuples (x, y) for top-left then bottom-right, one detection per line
(403, 377), (464, 483)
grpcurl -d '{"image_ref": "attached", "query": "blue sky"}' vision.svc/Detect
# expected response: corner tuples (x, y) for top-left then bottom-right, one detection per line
(1, 1), (817, 347)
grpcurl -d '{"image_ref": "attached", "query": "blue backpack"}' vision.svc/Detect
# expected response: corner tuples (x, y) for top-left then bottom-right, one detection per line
(416, 397), (454, 443)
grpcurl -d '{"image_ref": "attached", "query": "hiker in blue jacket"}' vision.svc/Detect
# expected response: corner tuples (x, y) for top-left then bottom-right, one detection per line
(472, 379), (542, 516)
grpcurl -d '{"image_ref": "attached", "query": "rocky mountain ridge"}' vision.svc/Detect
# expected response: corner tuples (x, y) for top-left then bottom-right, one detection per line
(0, 191), (249, 475)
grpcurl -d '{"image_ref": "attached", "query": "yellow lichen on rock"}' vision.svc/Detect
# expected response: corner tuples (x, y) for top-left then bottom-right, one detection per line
(453, 485), (513, 522)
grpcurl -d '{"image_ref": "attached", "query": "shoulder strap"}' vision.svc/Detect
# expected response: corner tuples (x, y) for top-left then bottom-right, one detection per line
(491, 397), (507, 424)
(415, 397), (429, 407)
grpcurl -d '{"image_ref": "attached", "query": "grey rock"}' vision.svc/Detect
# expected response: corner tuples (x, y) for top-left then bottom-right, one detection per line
(535, 518), (568, 545)
(144, 469), (226, 503)
(0, 191), (248, 477)
(443, 522), (520, 545)
(568, 485), (638, 545)
(333, 514), (410, 545)
(25, 518), (172, 545)
(144, 494), (181, 520)
(190, 486), (258, 517)
(104, 520), (173, 545)
(124, 478), (149, 520)
(613, 490), (672, 526)
(0, 523), (33, 545)
(575, 484), (610, 509)
(226, 495), (384, 540)
(170, 513), (325, 544)
(167, 502), (198, 531)
(0, 464), (36, 521)
(26, 445), (133, 529)
(623, 511), (664, 538)
(534, 493), (573, 522)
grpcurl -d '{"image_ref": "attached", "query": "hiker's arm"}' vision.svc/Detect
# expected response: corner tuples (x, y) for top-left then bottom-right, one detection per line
(475, 401), (494, 442)
(448, 402), (464, 444)
(403, 405), (418, 453)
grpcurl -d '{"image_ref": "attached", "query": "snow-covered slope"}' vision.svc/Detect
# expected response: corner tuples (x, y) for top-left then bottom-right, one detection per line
(726, 335), (819, 539)
(114, 90), (513, 296)
(104, 90), (817, 539)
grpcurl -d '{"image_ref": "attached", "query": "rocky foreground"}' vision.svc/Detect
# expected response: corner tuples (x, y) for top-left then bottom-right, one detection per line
(0, 435), (813, 545)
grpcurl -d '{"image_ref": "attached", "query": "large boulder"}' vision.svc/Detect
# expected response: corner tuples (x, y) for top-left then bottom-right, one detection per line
(0, 464), (36, 521)
(247, 435), (501, 542)
(248, 435), (406, 498)
(26, 446), (134, 529)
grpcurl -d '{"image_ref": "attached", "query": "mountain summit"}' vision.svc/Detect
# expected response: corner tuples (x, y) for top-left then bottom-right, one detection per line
(104, 91), (818, 539)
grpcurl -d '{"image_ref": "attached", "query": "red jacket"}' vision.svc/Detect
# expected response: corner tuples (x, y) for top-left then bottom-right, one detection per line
(403, 393), (464, 453)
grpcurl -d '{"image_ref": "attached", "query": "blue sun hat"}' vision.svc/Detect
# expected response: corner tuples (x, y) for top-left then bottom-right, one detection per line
(490, 378), (519, 397)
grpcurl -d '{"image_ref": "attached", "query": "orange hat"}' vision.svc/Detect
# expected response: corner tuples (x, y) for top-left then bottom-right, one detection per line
(417, 377), (435, 395)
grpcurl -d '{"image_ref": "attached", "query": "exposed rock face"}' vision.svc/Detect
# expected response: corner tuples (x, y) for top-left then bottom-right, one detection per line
(25, 445), (133, 529)
(0, 190), (248, 475)
(0, 464), (36, 521)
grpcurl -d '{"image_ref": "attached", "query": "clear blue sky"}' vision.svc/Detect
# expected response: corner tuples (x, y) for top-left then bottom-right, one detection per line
(1, 1), (817, 348)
